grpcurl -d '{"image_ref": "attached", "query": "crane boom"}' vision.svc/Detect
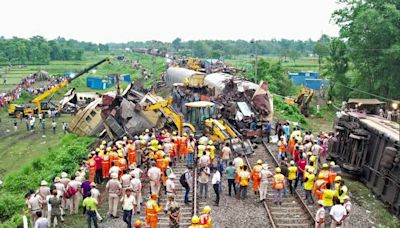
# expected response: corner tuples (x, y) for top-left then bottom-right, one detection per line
(31, 57), (110, 114)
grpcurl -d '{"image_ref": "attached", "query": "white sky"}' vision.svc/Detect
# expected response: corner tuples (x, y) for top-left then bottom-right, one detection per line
(0, 0), (340, 43)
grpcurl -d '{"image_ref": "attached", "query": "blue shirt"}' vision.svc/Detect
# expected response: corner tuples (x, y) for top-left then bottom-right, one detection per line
(225, 166), (236, 180)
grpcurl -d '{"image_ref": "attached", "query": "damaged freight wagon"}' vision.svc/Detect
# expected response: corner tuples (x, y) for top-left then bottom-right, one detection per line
(330, 111), (400, 217)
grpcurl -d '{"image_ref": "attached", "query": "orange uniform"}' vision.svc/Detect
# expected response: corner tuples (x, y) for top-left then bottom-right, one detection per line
(118, 157), (127, 172)
(313, 179), (327, 200)
(88, 159), (96, 183)
(328, 170), (337, 187)
(102, 153), (110, 178)
(145, 199), (161, 228)
(128, 145), (136, 165)
(288, 138), (295, 157)
(109, 152), (119, 166)
(251, 165), (262, 192)
(179, 136), (187, 158)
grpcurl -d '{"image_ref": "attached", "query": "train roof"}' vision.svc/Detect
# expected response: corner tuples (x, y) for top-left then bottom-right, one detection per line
(347, 99), (384, 105)
(348, 112), (399, 142)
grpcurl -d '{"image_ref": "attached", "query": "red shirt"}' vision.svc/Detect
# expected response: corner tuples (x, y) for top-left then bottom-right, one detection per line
(297, 159), (306, 174)
(294, 149), (300, 162)
(94, 156), (103, 170)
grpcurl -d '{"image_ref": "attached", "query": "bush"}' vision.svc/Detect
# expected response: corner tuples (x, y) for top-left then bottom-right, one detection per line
(0, 134), (95, 225)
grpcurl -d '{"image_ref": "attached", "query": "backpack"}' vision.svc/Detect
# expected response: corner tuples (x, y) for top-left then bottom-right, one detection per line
(179, 172), (188, 187)
(64, 186), (78, 199)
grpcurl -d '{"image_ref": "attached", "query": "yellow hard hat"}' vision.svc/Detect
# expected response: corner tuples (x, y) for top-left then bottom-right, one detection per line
(151, 135), (156, 139)
(290, 160), (295, 165)
(308, 167), (315, 173)
(330, 161), (335, 166)
(117, 149), (123, 153)
(335, 176), (342, 181)
(200, 141), (205, 145)
(106, 147), (112, 152)
(134, 220), (142, 226)
(307, 152), (312, 156)
(190, 133), (194, 137)
(208, 140), (213, 145)
(151, 193), (158, 198)
(101, 140), (106, 145)
(203, 206), (212, 213)
(118, 153), (123, 157)
(99, 145), (105, 150)
(158, 145), (163, 149)
(165, 157), (171, 163)
(192, 215), (199, 224)
(275, 167), (281, 173)
(239, 162), (244, 167)
(257, 159), (262, 164)
(310, 156), (316, 162)
(172, 131), (177, 136)
(139, 135), (144, 139)
(318, 173), (324, 179)
(183, 132), (187, 137)
(95, 148), (100, 152)
(145, 129), (150, 133)
(118, 145), (123, 149)
(322, 163), (329, 168)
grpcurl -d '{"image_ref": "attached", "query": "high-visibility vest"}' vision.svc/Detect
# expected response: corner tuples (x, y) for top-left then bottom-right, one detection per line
(199, 213), (212, 228)
(288, 166), (297, 180)
(273, 174), (285, 189)
(239, 171), (250, 186)
(128, 147), (136, 165)
(89, 159), (96, 170)
(338, 185), (348, 203)
(206, 145), (215, 159)
(304, 173), (315, 190)
(145, 199), (161, 218)
(251, 165), (262, 181)
(323, 189), (334, 207)
(118, 158), (127, 170)
(319, 170), (330, 183)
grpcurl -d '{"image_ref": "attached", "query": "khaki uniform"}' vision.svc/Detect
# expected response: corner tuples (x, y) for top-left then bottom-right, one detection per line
(106, 179), (122, 217)
(130, 178), (142, 213)
(59, 178), (70, 212)
(28, 194), (42, 227)
(165, 178), (176, 211)
(120, 174), (132, 195)
(148, 167), (161, 194)
(259, 169), (272, 201)
(67, 180), (81, 214)
(38, 186), (51, 217)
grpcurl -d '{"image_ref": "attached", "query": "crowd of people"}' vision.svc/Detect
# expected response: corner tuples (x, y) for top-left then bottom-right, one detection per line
(22, 120), (353, 228)
(24, 128), (216, 228)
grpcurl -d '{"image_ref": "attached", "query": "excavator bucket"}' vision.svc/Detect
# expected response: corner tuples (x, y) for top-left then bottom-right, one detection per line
(230, 138), (254, 156)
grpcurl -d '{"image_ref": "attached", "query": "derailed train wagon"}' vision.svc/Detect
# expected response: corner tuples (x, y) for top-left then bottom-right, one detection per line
(165, 67), (206, 88)
(330, 112), (400, 216)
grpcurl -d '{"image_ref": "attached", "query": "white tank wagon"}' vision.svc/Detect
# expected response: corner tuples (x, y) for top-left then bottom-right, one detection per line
(165, 67), (206, 88)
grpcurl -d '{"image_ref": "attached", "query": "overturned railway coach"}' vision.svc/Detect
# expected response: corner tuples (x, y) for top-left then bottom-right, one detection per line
(330, 112), (400, 216)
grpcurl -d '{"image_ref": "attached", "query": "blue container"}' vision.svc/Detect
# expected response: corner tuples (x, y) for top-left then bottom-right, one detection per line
(108, 75), (116, 84)
(121, 74), (132, 82)
(291, 75), (306, 85)
(86, 77), (110, 90)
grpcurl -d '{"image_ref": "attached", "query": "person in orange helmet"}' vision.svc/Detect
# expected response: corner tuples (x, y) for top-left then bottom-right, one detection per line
(145, 193), (162, 228)
(128, 143), (137, 166)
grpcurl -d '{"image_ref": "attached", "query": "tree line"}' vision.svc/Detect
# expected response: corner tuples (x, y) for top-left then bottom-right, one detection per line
(324, 0), (400, 101)
(0, 36), (109, 65)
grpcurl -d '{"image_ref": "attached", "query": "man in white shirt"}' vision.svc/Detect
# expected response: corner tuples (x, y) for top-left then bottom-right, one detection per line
(147, 163), (161, 194)
(34, 211), (49, 228)
(121, 188), (136, 228)
(90, 183), (103, 221)
(211, 168), (221, 206)
(259, 164), (272, 202)
(330, 199), (347, 227)
(198, 151), (210, 168)
(109, 162), (121, 177)
(130, 174), (142, 214)
(120, 170), (132, 195)
(315, 200), (325, 228)
(342, 196), (352, 228)
(233, 155), (244, 170)
(221, 143), (232, 168)
(165, 173), (176, 213)
(129, 164), (143, 180)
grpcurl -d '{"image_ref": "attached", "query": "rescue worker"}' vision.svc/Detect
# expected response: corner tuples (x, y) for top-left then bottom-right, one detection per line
(315, 200), (325, 228)
(272, 167), (285, 205)
(285, 160), (296, 194)
(239, 165), (250, 200)
(314, 173), (327, 201)
(189, 215), (204, 228)
(180, 132), (188, 160)
(106, 173), (122, 218)
(304, 167), (315, 205)
(322, 183), (334, 212)
(102, 148), (111, 179)
(335, 177), (348, 204)
(206, 140), (215, 165)
(187, 136), (196, 166)
(259, 164), (272, 202)
(87, 153), (96, 183)
(148, 162), (162, 194)
(145, 193), (162, 228)
(328, 162), (337, 188)
(319, 163), (330, 183)
(199, 206), (212, 228)
(197, 140), (206, 158)
(128, 143), (136, 166)
(134, 220), (143, 228)
(118, 152), (128, 173)
(251, 160), (263, 194)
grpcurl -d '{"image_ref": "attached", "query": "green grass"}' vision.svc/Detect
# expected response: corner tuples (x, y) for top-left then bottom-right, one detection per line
(345, 178), (400, 228)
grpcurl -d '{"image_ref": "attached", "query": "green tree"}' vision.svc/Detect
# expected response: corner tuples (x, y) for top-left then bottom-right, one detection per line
(288, 50), (301, 63)
(171, 37), (182, 51)
(313, 42), (329, 70)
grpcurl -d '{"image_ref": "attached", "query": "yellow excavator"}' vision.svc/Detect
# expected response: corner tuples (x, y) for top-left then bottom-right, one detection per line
(285, 87), (314, 117)
(8, 58), (110, 117)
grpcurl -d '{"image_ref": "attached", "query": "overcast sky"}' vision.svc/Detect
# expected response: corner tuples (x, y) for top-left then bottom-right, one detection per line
(0, 0), (340, 43)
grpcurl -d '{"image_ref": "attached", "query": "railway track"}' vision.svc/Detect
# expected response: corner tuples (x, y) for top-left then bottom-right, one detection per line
(243, 139), (316, 228)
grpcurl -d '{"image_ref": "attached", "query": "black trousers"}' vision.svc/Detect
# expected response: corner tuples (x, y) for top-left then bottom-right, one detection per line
(213, 184), (220, 205)
(123, 210), (132, 228)
(95, 169), (103, 184)
(227, 179), (236, 196)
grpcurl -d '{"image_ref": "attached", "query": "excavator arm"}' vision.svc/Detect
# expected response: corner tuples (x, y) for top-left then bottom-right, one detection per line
(31, 57), (110, 114)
